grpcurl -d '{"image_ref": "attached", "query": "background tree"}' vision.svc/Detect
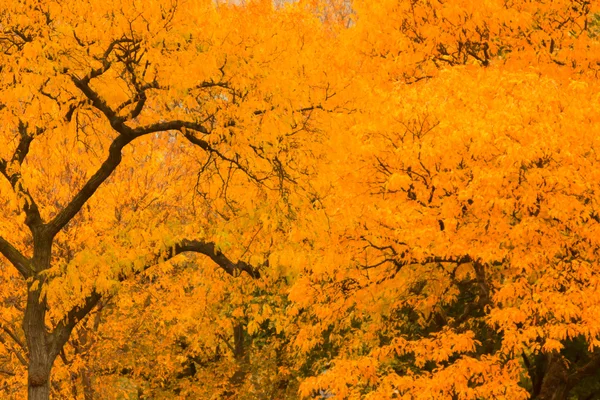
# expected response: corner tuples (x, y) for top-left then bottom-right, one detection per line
(289, 2), (600, 399)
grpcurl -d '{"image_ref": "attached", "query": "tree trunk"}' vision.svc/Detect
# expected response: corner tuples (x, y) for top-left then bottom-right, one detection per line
(24, 287), (55, 400)
(22, 235), (59, 400)
(537, 354), (570, 400)
(28, 381), (50, 400)
(224, 322), (249, 398)
(231, 322), (248, 385)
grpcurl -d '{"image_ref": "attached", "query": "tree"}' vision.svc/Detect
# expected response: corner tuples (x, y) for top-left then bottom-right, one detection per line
(287, 1), (600, 399)
(0, 0), (341, 398)
(4, 0), (600, 399)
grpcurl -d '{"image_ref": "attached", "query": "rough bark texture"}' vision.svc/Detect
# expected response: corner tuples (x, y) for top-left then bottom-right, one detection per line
(25, 239), (55, 400)
(25, 291), (53, 400)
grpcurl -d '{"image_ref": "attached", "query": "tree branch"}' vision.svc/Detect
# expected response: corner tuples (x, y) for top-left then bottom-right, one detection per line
(120, 238), (262, 280)
(47, 114), (213, 237)
(253, 104), (324, 116)
(70, 38), (148, 134)
(70, 75), (128, 133)
(0, 236), (31, 277)
(0, 322), (27, 354)
(115, 81), (160, 120)
(182, 132), (267, 184)
(52, 45), (213, 236)
(0, 122), (44, 231)
(47, 134), (133, 236)
(51, 239), (260, 357)
(0, 332), (27, 366)
(132, 120), (208, 136)
(167, 239), (261, 279)
(51, 291), (101, 358)
(12, 120), (35, 164)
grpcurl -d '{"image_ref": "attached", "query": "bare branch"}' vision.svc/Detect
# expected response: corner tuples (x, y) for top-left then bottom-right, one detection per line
(58, 54), (205, 234)
(99, 38), (134, 62)
(253, 104), (323, 116)
(182, 132), (267, 184)
(47, 118), (211, 237)
(115, 81), (160, 120)
(70, 38), (151, 132)
(119, 238), (262, 281)
(0, 161), (43, 229)
(54, 41), (236, 239)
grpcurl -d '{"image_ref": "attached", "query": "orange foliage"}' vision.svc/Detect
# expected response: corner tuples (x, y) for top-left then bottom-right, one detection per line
(1, 0), (600, 399)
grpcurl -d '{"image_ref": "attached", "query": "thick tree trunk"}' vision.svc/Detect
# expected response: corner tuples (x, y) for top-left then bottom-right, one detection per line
(24, 238), (56, 400)
(28, 381), (50, 400)
(24, 288), (55, 400)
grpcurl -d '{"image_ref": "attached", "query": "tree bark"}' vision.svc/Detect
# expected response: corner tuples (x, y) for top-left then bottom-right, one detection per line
(24, 238), (57, 400)
(24, 288), (56, 400)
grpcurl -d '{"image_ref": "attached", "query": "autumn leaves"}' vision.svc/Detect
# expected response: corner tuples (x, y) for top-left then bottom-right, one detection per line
(1, 0), (600, 398)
